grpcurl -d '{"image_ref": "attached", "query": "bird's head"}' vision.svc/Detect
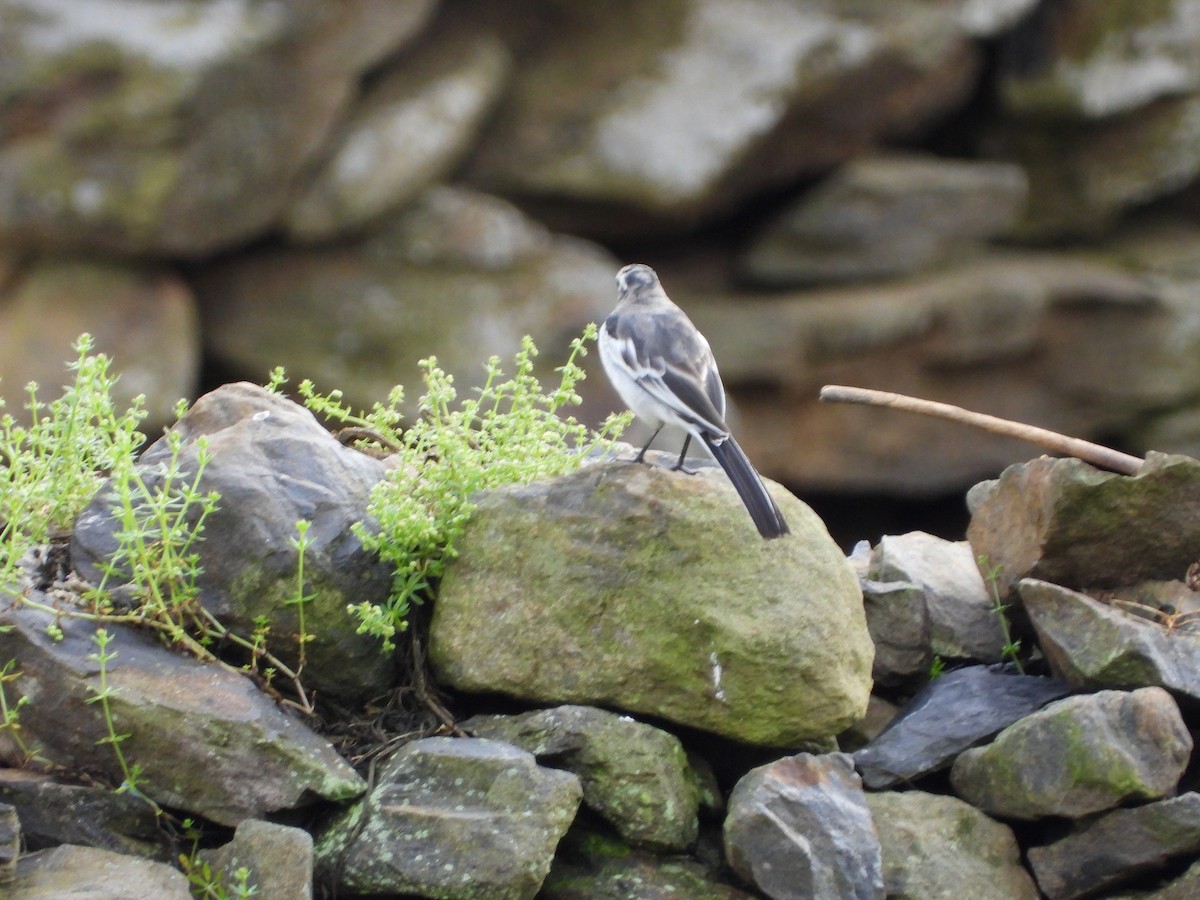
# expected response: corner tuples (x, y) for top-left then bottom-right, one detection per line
(616, 263), (659, 295)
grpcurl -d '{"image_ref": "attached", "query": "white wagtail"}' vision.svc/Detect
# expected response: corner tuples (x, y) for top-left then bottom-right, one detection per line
(598, 263), (790, 540)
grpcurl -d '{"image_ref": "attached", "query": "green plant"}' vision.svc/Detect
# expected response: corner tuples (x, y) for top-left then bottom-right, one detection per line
(85, 430), (221, 649)
(3, 337), (314, 718)
(0, 658), (46, 766)
(979, 554), (1025, 674)
(286, 519), (316, 674)
(85, 628), (154, 806)
(0, 335), (148, 602)
(928, 654), (945, 680)
(179, 818), (259, 899)
(299, 325), (628, 649)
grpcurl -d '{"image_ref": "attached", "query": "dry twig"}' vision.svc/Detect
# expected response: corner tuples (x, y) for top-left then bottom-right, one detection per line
(819, 385), (1145, 476)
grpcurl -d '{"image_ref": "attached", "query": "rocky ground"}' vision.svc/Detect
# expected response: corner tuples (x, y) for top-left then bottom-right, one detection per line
(2, 383), (1200, 898)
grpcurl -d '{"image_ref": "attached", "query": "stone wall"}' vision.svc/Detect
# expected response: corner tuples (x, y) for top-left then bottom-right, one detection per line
(3, 0), (1200, 495)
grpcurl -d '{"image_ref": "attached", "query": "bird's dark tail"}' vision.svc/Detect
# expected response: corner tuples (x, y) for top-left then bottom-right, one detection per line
(704, 436), (790, 539)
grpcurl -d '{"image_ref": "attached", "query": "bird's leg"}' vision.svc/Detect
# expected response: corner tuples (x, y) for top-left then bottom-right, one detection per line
(671, 435), (697, 474)
(634, 426), (663, 464)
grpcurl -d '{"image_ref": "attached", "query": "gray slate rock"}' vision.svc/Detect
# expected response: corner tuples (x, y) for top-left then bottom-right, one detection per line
(430, 461), (873, 747)
(314, 737), (581, 899)
(1027, 793), (1200, 900)
(743, 153), (1026, 286)
(724, 752), (884, 900)
(9, 844), (191, 899)
(967, 453), (1200, 603)
(1020, 578), (1200, 701)
(0, 603), (365, 827)
(871, 531), (1007, 663)
(865, 790), (1038, 900)
(464, 705), (700, 851)
(0, 769), (162, 860)
(853, 664), (1070, 789)
(202, 819), (313, 900)
(71, 382), (397, 706)
(950, 687), (1192, 821)
(860, 579), (932, 686)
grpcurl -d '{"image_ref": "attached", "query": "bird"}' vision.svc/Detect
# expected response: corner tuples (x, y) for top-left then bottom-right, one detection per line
(598, 263), (790, 540)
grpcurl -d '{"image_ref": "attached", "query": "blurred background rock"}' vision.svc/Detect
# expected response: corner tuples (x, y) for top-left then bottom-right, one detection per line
(4, 0), (1200, 543)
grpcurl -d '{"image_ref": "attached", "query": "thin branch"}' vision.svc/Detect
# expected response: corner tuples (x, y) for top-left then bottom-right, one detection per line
(818, 385), (1145, 476)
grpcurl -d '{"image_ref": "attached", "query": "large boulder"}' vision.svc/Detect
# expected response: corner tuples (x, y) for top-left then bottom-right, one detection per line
(0, 0), (437, 256)
(71, 383), (397, 706)
(430, 460), (873, 747)
(0, 603), (365, 827)
(465, 0), (979, 232)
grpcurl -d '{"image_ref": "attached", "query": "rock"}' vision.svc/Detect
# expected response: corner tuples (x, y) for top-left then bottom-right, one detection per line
(859, 579), (932, 686)
(0, 802), (16, 885)
(742, 153), (1027, 286)
(838, 694), (900, 753)
(201, 819), (313, 900)
(684, 251), (1188, 494)
(1019, 579), (1200, 702)
(70, 382), (397, 706)
(0, 769), (162, 860)
(1027, 793), (1200, 900)
(853, 664), (1070, 789)
(0, 258), (199, 429)
(0, 603), (365, 826)
(466, 0), (979, 231)
(196, 186), (616, 413)
(285, 28), (512, 241)
(543, 828), (754, 899)
(430, 461), (873, 747)
(990, 94), (1200, 239)
(997, 1), (1200, 119)
(955, 0), (1040, 37)
(1110, 856), (1200, 899)
(0, 0), (436, 256)
(723, 752), (884, 900)
(464, 705), (700, 852)
(313, 736), (581, 899)
(966, 453), (1200, 603)
(950, 687), (1192, 821)
(9, 844), (191, 899)
(871, 531), (1007, 663)
(865, 790), (1038, 900)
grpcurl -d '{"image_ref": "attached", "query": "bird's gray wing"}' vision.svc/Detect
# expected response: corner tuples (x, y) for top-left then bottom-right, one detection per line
(610, 308), (729, 437)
